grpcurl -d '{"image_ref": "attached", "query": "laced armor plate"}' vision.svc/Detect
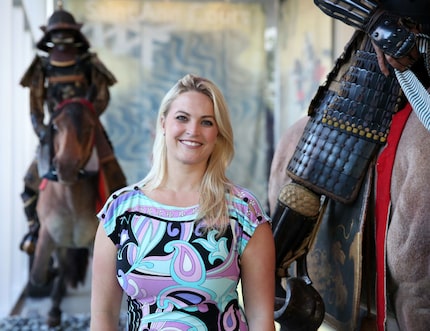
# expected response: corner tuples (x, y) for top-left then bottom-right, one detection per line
(287, 33), (404, 203)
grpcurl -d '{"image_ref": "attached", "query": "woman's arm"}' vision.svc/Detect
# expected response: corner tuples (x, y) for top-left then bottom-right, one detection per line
(90, 223), (123, 331)
(241, 222), (276, 331)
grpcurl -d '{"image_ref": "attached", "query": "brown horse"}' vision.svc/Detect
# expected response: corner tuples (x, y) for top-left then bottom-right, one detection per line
(269, 109), (430, 330)
(29, 98), (100, 327)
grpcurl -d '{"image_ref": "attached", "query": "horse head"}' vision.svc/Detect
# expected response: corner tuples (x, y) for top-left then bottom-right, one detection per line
(49, 98), (98, 184)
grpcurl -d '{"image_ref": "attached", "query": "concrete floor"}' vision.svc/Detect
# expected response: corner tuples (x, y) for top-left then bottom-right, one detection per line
(20, 274), (94, 319)
(16, 259), (128, 323)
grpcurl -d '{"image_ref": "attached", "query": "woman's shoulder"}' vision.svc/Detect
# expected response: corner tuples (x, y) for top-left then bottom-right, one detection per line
(228, 185), (271, 254)
(109, 182), (142, 200)
(101, 181), (146, 211)
(228, 184), (269, 219)
(228, 184), (262, 204)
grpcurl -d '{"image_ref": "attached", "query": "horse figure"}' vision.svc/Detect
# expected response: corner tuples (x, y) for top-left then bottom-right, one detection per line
(29, 98), (101, 327)
(269, 108), (430, 330)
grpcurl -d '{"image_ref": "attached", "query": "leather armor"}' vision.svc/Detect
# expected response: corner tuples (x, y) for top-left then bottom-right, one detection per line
(287, 34), (404, 204)
(20, 53), (116, 138)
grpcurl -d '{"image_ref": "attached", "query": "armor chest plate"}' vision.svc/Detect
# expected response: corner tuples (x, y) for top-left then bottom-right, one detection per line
(44, 59), (91, 113)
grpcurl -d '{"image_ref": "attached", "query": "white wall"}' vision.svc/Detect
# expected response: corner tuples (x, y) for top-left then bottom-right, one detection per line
(0, 0), (46, 318)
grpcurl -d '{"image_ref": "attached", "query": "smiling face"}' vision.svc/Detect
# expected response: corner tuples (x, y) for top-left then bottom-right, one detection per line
(161, 90), (219, 169)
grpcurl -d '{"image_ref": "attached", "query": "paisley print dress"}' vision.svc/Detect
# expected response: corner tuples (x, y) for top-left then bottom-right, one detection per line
(97, 183), (270, 331)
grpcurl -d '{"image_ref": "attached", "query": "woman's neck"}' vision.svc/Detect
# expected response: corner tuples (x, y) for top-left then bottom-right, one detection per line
(163, 161), (206, 193)
(145, 177), (201, 207)
(161, 175), (202, 193)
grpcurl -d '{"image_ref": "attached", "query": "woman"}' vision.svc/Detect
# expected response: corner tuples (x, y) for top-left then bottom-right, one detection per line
(90, 74), (276, 331)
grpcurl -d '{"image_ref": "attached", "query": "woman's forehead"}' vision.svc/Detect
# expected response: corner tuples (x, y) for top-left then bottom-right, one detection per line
(169, 91), (214, 114)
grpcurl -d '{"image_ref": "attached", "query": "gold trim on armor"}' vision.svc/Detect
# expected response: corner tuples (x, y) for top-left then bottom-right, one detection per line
(322, 113), (388, 143)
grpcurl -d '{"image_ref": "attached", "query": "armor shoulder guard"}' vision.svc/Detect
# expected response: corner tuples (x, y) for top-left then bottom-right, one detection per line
(20, 55), (46, 87)
(89, 53), (117, 86)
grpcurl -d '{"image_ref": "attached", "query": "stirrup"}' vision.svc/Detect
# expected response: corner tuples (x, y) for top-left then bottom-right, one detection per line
(20, 220), (39, 255)
(20, 232), (37, 255)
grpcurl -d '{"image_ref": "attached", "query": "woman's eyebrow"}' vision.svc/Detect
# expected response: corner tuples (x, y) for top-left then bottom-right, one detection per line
(174, 110), (215, 119)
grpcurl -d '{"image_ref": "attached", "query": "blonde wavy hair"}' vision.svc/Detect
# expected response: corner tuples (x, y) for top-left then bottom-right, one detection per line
(141, 74), (235, 232)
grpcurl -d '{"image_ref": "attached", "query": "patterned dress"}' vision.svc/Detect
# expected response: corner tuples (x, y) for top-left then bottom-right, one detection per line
(97, 183), (271, 331)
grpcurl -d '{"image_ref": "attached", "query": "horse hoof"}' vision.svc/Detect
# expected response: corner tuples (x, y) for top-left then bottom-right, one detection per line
(47, 307), (62, 327)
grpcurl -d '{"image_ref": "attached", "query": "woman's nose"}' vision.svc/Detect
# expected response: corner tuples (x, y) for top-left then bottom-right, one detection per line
(186, 121), (200, 135)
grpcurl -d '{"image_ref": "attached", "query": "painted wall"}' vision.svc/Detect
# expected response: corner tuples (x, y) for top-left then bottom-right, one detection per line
(275, 0), (354, 142)
(61, 0), (274, 205)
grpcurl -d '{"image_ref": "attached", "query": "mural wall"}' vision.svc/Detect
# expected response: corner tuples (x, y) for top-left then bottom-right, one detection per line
(276, 0), (333, 137)
(63, 0), (273, 205)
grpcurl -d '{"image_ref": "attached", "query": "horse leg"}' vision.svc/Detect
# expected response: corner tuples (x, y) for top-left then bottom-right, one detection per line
(47, 247), (67, 327)
(30, 224), (56, 286)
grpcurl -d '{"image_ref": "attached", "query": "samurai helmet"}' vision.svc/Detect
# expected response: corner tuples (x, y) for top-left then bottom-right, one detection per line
(36, 7), (90, 52)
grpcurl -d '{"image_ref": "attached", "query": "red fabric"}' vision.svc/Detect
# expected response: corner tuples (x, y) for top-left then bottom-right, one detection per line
(39, 178), (48, 191)
(55, 98), (95, 114)
(96, 169), (109, 212)
(375, 103), (412, 331)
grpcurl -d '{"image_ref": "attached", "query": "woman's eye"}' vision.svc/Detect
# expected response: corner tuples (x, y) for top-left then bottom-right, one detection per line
(176, 115), (188, 121)
(201, 120), (214, 126)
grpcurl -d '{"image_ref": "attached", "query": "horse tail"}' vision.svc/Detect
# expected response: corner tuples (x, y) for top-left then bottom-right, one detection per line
(65, 247), (89, 288)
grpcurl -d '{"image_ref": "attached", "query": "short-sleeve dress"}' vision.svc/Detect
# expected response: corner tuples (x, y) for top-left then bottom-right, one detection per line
(97, 182), (271, 331)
